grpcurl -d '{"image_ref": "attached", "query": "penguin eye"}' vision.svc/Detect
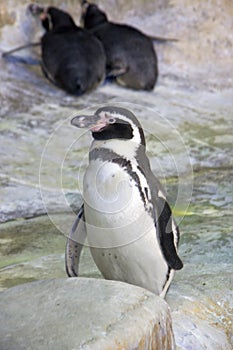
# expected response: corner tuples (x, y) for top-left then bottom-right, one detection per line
(108, 118), (115, 124)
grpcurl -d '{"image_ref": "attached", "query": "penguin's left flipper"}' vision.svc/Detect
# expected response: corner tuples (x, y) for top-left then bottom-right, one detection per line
(156, 196), (183, 270)
(41, 62), (59, 87)
(138, 153), (183, 271)
(65, 204), (87, 277)
(106, 61), (128, 78)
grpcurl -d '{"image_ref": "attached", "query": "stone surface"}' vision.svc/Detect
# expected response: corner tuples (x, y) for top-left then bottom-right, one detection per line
(168, 215), (233, 349)
(0, 278), (175, 350)
(0, 180), (82, 222)
(0, 214), (101, 291)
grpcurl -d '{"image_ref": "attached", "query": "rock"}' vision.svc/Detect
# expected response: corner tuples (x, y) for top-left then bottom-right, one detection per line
(168, 275), (233, 350)
(0, 178), (83, 223)
(0, 278), (175, 350)
(0, 214), (101, 291)
(167, 214), (233, 350)
(0, 182), (47, 222)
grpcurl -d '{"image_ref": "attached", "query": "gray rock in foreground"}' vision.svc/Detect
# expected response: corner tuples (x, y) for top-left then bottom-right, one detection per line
(0, 278), (175, 350)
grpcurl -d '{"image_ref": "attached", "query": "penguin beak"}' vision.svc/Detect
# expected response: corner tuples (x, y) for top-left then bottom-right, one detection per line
(28, 4), (45, 16)
(28, 4), (48, 22)
(71, 114), (108, 132)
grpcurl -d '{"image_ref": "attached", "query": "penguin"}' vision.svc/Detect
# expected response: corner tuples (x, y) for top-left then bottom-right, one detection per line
(80, 2), (158, 91)
(66, 106), (183, 298)
(29, 4), (106, 95)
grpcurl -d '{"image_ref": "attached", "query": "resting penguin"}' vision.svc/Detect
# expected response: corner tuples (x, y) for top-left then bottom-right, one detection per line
(81, 2), (158, 91)
(66, 106), (183, 298)
(29, 4), (106, 95)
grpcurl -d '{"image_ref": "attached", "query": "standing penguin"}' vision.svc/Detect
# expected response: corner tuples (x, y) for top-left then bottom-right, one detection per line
(29, 4), (106, 95)
(66, 106), (183, 298)
(81, 2), (158, 91)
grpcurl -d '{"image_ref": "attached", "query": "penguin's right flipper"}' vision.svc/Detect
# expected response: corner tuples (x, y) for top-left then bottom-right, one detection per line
(65, 204), (87, 277)
(148, 35), (179, 43)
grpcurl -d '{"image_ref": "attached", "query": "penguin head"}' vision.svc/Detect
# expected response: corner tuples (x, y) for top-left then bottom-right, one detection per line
(28, 3), (44, 17)
(81, 2), (108, 29)
(31, 6), (76, 32)
(71, 106), (145, 147)
(47, 7), (77, 31)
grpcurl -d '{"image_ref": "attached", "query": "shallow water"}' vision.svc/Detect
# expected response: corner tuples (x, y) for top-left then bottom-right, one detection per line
(0, 1), (233, 349)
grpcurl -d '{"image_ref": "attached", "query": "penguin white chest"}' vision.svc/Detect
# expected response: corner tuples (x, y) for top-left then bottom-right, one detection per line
(84, 160), (132, 211)
(83, 159), (154, 247)
(83, 159), (149, 224)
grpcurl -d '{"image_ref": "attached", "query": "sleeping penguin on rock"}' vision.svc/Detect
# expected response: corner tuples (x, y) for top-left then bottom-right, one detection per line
(81, 1), (158, 91)
(29, 4), (106, 95)
(66, 106), (183, 298)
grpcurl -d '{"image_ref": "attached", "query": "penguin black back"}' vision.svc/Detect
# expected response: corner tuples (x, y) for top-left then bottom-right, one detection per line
(82, 3), (158, 91)
(31, 5), (106, 95)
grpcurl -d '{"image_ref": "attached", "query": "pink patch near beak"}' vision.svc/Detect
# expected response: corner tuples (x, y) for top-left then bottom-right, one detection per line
(90, 122), (107, 132)
(40, 12), (48, 21)
(90, 112), (111, 132)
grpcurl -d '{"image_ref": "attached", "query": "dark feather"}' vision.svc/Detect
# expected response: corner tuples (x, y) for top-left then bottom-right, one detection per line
(65, 205), (87, 277)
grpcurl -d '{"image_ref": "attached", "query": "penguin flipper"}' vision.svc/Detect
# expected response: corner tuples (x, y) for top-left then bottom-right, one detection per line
(148, 35), (179, 43)
(65, 204), (87, 277)
(41, 61), (63, 89)
(136, 152), (183, 270)
(106, 61), (128, 78)
(155, 196), (183, 270)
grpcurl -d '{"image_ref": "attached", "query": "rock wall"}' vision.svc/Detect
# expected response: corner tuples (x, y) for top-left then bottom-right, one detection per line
(0, 278), (175, 350)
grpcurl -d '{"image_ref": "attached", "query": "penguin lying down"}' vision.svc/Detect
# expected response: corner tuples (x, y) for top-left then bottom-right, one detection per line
(66, 106), (183, 298)
(81, 1), (158, 91)
(29, 4), (106, 95)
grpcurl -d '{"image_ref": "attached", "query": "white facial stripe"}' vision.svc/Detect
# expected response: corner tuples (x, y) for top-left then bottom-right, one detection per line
(94, 111), (143, 160)
(99, 111), (142, 145)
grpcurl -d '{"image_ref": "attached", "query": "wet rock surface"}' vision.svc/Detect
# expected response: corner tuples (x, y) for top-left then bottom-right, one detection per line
(0, 278), (175, 350)
(168, 215), (233, 349)
(0, 0), (233, 349)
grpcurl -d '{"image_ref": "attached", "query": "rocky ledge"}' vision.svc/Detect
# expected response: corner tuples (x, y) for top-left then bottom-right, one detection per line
(0, 278), (175, 350)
